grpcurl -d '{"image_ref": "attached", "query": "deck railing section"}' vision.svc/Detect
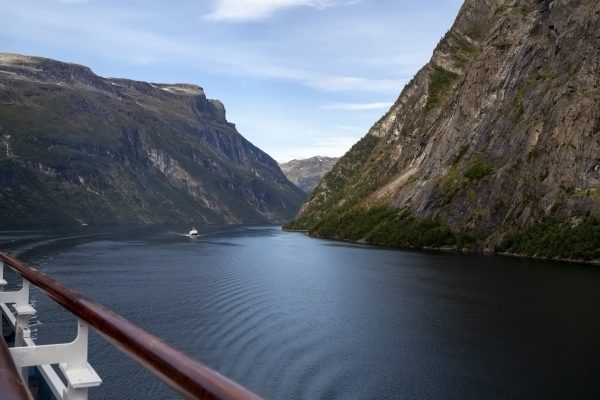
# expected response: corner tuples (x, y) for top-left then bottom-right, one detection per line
(0, 252), (262, 400)
(0, 266), (94, 400)
(0, 316), (33, 400)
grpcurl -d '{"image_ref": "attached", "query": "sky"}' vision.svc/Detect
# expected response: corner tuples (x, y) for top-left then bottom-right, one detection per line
(0, 0), (463, 162)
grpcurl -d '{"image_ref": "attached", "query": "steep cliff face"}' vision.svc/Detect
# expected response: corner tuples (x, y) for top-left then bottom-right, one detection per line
(287, 0), (600, 261)
(280, 156), (338, 193)
(0, 54), (305, 226)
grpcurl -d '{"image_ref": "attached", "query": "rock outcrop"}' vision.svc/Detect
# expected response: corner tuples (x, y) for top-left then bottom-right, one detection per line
(286, 0), (600, 261)
(0, 54), (306, 226)
(280, 156), (338, 193)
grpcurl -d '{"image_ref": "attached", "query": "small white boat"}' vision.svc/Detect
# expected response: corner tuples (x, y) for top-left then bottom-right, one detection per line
(189, 227), (198, 237)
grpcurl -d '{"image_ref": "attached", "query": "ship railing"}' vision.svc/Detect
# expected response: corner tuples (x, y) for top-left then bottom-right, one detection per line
(0, 251), (262, 400)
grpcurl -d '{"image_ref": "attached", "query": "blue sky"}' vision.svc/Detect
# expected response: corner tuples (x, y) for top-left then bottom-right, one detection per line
(1, 0), (463, 162)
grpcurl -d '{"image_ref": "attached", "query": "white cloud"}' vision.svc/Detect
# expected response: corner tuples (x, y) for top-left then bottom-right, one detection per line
(0, 2), (405, 94)
(205, 0), (343, 22)
(1, 0), (465, 169)
(274, 135), (358, 162)
(308, 76), (404, 93)
(322, 102), (392, 111)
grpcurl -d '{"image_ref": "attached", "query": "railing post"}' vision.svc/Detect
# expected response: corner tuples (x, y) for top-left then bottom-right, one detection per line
(0, 261), (6, 288)
(14, 279), (36, 385)
(0, 261), (5, 334)
(61, 320), (95, 400)
(64, 386), (89, 400)
(14, 280), (35, 348)
(0, 251), (263, 400)
(9, 318), (102, 400)
(0, 271), (36, 344)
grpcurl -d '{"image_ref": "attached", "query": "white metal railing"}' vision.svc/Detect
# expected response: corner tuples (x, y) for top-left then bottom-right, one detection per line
(0, 261), (102, 400)
(0, 251), (262, 400)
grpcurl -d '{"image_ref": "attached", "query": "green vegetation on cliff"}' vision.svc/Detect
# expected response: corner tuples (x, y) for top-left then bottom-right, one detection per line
(425, 66), (459, 111)
(286, 205), (475, 250)
(497, 217), (600, 261)
(296, 134), (381, 219)
(0, 54), (305, 226)
(463, 159), (494, 181)
(285, 0), (600, 262)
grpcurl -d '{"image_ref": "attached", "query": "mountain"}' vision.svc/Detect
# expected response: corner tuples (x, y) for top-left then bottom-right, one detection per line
(279, 156), (338, 193)
(0, 54), (306, 226)
(286, 0), (600, 262)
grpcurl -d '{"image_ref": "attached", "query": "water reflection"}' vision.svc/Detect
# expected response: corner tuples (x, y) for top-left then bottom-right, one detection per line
(0, 225), (598, 400)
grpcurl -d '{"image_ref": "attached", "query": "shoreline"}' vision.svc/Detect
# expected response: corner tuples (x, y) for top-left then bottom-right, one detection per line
(283, 228), (600, 267)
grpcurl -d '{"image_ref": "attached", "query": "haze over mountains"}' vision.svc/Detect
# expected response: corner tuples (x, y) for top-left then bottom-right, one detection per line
(279, 156), (338, 193)
(0, 54), (305, 226)
(287, 0), (600, 261)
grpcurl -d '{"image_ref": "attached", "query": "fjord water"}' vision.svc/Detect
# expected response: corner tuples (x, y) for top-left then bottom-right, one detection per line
(1, 226), (599, 399)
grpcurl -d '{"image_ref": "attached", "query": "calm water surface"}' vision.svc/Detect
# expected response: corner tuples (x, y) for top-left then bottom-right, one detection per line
(0, 225), (599, 399)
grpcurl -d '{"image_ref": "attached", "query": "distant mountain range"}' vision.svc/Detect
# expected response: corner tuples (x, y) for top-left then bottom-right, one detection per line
(286, 0), (600, 262)
(279, 156), (338, 193)
(0, 53), (306, 226)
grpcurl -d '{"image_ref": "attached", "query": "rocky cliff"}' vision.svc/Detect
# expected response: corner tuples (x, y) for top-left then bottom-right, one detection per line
(0, 54), (306, 226)
(286, 0), (600, 261)
(279, 156), (338, 193)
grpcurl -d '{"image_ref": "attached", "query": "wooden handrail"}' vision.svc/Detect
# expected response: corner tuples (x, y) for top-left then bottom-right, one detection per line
(0, 336), (33, 400)
(0, 251), (262, 400)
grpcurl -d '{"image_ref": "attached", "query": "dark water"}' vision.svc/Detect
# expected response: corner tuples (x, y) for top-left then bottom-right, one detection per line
(1, 225), (599, 399)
